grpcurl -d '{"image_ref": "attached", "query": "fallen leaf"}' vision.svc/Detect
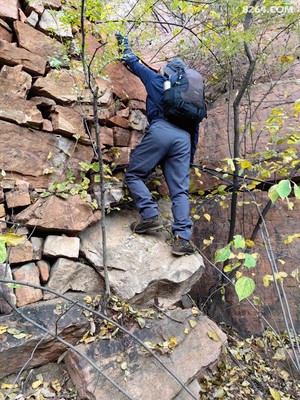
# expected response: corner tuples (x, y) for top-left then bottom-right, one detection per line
(0, 326), (8, 335)
(270, 387), (281, 400)
(32, 380), (43, 389)
(169, 336), (178, 348)
(272, 348), (286, 361)
(121, 362), (127, 370)
(207, 331), (220, 342)
(192, 307), (199, 316)
(189, 320), (197, 328)
(136, 317), (146, 328)
(51, 379), (62, 393)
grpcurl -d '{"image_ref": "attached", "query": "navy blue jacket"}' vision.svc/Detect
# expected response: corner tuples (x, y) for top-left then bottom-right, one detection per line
(121, 51), (199, 163)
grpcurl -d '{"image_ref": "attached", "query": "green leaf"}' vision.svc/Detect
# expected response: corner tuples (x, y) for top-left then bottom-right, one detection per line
(215, 244), (231, 263)
(293, 182), (300, 199)
(0, 241), (7, 263)
(233, 235), (246, 249)
(235, 276), (255, 301)
(276, 180), (291, 199)
(268, 185), (279, 203)
(244, 253), (257, 268)
(40, 191), (51, 198)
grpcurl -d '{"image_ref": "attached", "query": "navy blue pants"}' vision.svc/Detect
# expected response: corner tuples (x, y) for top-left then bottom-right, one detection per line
(125, 119), (192, 240)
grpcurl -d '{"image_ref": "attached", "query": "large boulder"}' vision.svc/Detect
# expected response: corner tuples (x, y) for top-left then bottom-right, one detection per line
(80, 205), (205, 306)
(0, 295), (89, 379)
(65, 308), (227, 400)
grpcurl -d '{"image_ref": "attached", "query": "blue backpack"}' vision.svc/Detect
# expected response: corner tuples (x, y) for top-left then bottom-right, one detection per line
(163, 68), (207, 130)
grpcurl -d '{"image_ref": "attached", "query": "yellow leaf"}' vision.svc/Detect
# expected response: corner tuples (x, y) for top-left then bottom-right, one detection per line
(32, 380), (43, 389)
(169, 336), (178, 348)
(272, 348), (286, 361)
(263, 274), (273, 287)
(236, 271), (243, 279)
(51, 379), (62, 393)
(7, 328), (20, 335)
(240, 160), (252, 169)
(184, 327), (189, 334)
(1, 384), (15, 389)
(207, 330), (220, 342)
(269, 387), (281, 400)
(294, 100), (300, 113)
(284, 233), (300, 244)
(193, 214), (200, 220)
(0, 233), (26, 246)
(189, 320), (197, 328)
(203, 213), (211, 221)
(121, 362), (127, 370)
(192, 307), (199, 316)
(144, 341), (156, 349)
(281, 55), (295, 63)
(84, 296), (93, 304)
(84, 336), (97, 344)
(0, 326), (8, 335)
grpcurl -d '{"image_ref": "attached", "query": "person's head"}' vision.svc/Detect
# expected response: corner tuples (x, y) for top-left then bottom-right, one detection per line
(161, 58), (187, 77)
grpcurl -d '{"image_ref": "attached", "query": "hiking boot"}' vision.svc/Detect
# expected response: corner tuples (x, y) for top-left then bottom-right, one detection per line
(130, 216), (163, 234)
(172, 236), (195, 256)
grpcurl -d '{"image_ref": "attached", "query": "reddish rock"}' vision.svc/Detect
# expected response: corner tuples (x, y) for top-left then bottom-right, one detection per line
(50, 105), (89, 143)
(128, 99), (146, 112)
(9, 240), (34, 265)
(110, 147), (131, 166)
(0, 120), (94, 188)
(0, 0), (20, 20)
(0, 65), (32, 99)
(99, 126), (114, 147)
(0, 204), (5, 218)
(32, 68), (98, 104)
(37, 259), (50, 283)
(0, 21), (13, 42)
(14, 20), (65, 60)
(14, 195), (101, 235)
(0, 39), (46, 76)
(107, 115), (129, 129)
(116, 107), (130, 118)
(113, 127), (130, 147)
(103, 61), (146, 102)
(5, 183), (31, 208)
(13, 263), (43, 306)
(0, 95), (43, 128)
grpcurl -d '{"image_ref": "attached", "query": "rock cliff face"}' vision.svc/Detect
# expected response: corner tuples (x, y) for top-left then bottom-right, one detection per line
(0, 0), (299, 395)
(0, 2), (222, 396)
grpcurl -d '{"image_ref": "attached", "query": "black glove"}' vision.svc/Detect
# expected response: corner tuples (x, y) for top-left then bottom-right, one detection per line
(115, 33), (130, 50)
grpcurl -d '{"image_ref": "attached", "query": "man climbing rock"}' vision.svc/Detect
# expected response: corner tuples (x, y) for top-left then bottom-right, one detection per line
(116, 34), (205, 256)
